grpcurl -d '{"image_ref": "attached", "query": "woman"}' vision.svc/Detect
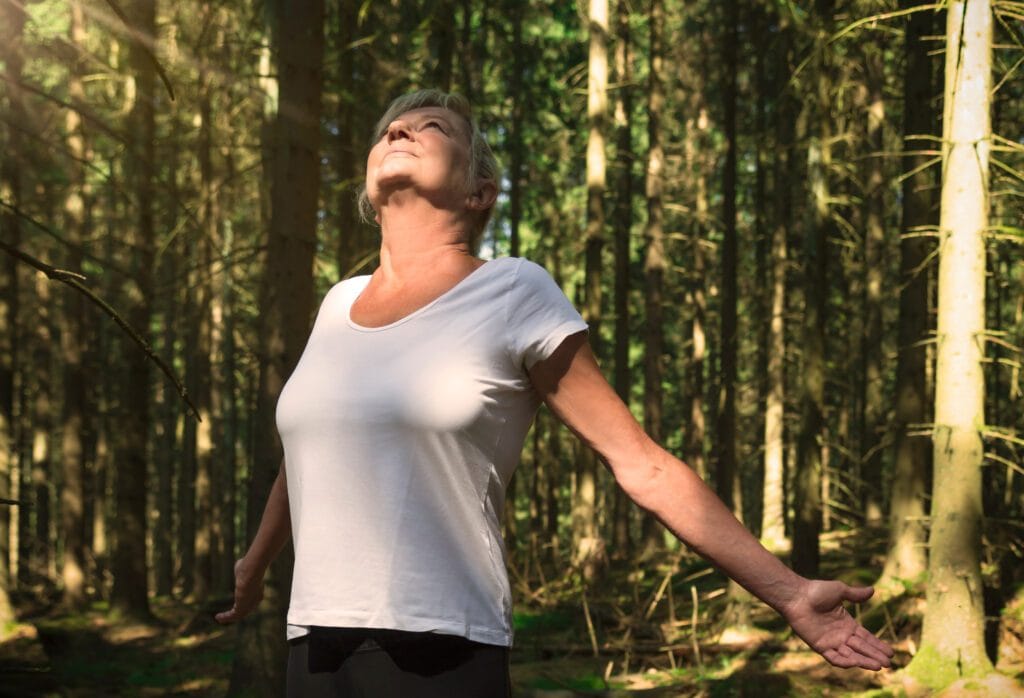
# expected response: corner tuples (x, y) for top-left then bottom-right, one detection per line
(216, 89), (893, 696)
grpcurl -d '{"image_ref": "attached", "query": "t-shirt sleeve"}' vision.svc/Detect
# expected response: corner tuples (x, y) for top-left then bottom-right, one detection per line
(505, 259), (589, 371)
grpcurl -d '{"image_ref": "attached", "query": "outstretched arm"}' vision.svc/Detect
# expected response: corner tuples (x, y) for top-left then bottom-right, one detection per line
(215, 461), (292, 624)
(528, 332), (893, 670)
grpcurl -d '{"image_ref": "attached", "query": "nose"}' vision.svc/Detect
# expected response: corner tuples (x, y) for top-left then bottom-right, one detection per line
(386, 119), (412, 143)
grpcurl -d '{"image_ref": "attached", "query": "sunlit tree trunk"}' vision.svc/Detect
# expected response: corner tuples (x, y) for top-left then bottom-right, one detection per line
(573, 0), (609, 581)
(229, 1), (323, 694)
(877, 0), (933, 593)
(60, 0), (89, 609)
(686, 104), (710, 484)
(760, 14), (793, 554)
(906, 0), (995, 686)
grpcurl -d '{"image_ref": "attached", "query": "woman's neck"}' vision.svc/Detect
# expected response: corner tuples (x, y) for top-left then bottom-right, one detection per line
(375, 201), (476, 283)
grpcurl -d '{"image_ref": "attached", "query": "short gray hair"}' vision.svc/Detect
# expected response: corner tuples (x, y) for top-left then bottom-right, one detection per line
(357, 89), (499, 250)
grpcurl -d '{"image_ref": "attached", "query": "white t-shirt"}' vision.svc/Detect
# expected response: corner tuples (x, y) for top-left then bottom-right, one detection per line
(276, 257), (588, 646)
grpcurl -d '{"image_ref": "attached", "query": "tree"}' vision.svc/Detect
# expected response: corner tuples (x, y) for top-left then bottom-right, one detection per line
(110, 0), (158, 621)
(59, 0), (89, 609)
(229, 0), (324, 693)
(876, 0), (934, 594)
(573, 0), (609, 580)
(905, 0), (996, 687)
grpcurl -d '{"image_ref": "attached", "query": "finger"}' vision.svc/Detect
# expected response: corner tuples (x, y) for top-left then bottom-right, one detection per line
(855, 625), (895, 659)
(822, 648), (861, 669)
(848, 634), (892, 667)
(842, 585), (874, 604)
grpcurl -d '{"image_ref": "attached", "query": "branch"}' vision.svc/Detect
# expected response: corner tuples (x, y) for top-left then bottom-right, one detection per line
(0, 498), (25, 507)
(0, 237), (200, 421)
(101, 0), (176, 101)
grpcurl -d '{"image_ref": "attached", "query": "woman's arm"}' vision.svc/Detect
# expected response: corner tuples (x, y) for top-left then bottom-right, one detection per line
(215, 461), (292, 624)
(528, 332), (893, 670)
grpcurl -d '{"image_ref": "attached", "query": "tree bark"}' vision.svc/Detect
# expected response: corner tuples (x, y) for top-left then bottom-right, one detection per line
(860, 24), (886, 525)
(110, 0), (157, 621)
(573, 0), (609, 581)
(611, 0), (633, 556)
(906, 0), (995, 686)
(876, 0), (933, 593)
(0, 0), (27, 622)
(229, 1), (323, 694)
(60, 0), (89, 609)
(761, 19), (793, 552)
(792, 0), (834, 578)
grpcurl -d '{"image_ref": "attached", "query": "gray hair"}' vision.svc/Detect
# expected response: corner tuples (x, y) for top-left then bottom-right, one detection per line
(357, 89), (499, 250)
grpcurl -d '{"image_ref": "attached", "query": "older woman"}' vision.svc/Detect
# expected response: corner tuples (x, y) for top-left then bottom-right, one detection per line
(217, 89), (893, 696)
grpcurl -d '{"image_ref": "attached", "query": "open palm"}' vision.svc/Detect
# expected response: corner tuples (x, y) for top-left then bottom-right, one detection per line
(781, 580), (894, 670)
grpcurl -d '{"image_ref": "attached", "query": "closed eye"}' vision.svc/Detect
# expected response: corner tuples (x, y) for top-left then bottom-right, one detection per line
(424, 120), (447, 133)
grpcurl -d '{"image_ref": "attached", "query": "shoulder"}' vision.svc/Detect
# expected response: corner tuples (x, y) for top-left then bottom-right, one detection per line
(318, 275), (371, 310)
(489, 256), (558, 289)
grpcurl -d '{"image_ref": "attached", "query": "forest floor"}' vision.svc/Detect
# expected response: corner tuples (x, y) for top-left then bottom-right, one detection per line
(1, 531), (1022, 697)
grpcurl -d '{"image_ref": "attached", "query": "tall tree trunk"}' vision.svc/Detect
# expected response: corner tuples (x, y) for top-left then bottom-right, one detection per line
(906, 0), (995, 686)
(860, 29), (886, 525)
(717, 0), (753, 625)
(573, 0), (609, 581)
(716, 0), (739, 519)
(639, 0), (666, 559)
(110, 0), (157, 621)
(0, 0), (27, 622)
(876, 0), (933, 593)
(507, 0), (525, 259)
(60, 0), (89, 609)
(32, 271), (54, 583)
(686, 105), (710, 483)
(193, 47), (216, 603)
(611, 0), (633, 556)
(761, 21), (793, 552)
(792, 0), (834, 578)
(229, 2), (323, 694)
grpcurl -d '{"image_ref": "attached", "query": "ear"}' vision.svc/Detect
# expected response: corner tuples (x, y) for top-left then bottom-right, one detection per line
(466, 179), (498, 211)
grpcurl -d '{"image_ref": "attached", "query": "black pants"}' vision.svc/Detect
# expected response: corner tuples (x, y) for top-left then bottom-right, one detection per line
(286, 627), (512, 697)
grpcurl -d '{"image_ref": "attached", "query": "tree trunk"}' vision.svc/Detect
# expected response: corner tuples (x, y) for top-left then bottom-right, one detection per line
(60, 0), (89, 609)
(110, 0), (157, 621)
(229, 2), (323, 694)
(0, 0), (27, 622)
(792, 0), (834, 578)
(573, 0), (609, 581)
(906, 0), (995, 686)
(31, 270), (54, 584)
(876, 0), (933, 594)
(639, 0), (667, 560)
(860, 28), (886, 525)
(611, 0), (633, 556)
(761, 22), (793, 552)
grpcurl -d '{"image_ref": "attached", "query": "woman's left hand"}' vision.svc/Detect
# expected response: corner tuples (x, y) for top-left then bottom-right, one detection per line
(780, 580), (894, 670)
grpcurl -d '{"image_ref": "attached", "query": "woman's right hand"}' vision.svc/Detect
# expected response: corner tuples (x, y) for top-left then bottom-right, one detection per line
(215, 558), (265, 624)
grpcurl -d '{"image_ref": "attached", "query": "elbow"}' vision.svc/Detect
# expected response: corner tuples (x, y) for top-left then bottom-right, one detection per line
(609, 437), (672, 508)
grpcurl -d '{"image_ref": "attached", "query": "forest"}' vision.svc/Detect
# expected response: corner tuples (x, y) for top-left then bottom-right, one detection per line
(1, 0), (1023, 695)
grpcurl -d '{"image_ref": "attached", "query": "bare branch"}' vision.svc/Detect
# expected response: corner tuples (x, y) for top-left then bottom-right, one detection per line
(0, 237), (200, 421)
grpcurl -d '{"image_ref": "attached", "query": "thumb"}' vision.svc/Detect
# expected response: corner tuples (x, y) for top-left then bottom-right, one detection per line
(215, 607), (238, 625)
(843, 584), (874, 603)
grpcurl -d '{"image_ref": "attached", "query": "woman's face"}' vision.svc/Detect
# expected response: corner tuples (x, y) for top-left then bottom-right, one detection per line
(365, 107), (474, 212)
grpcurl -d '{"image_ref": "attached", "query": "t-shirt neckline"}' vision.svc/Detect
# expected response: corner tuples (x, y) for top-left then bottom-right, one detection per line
(346, 258), (501, 332)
